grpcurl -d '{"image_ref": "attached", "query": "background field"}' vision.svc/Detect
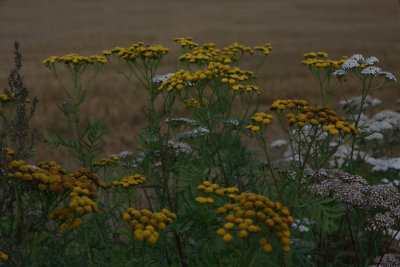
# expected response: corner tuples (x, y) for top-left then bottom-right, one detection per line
(0, 0), (399, 169)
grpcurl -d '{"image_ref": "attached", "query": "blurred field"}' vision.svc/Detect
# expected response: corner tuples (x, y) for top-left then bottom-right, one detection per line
(0, 0), (399, 170)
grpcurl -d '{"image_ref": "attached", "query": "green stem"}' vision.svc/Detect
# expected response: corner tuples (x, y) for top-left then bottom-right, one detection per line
(85, 227), (93, 266)
(260, 135), (283, 202)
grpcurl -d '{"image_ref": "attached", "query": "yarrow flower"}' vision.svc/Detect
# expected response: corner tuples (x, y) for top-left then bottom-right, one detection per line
(370, 254), (400, 267)
(335, 54), (397, 82)
(339, 95), (381, 114)
(165, 117), (200, 128)
(332, 70), (347, 78)
(152, 73), (174, 83)
(379, 71), (397, 82)
(270, 139), (288, 148)
(342, 59), (360, 70)
(365, 56), (379, 66)
(349, 54), (365, 63)
(361, 66), (382, 76)
(308, 168), (400, 234)
(177, 127), (210, 140)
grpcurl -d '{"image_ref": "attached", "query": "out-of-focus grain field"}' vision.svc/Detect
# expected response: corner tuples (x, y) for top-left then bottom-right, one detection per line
(0, 0), (399, 170)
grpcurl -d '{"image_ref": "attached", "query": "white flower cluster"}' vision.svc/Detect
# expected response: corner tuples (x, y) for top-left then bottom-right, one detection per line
(177, 127), (210, 139)
(342, 59), (360, 70)
(309, 169), (400, 214)
(381, 178), (400, 187)
(329, 143), (366, 167)
(365, 56), (379, 66)
(373, 110), (400, 127)
(332, 69), (347, 78)
(339, 95), (381, 113)
(167, 140), (193, 155)
(291, 218), (315, 233)
(370, 253), (400, 267)
(350, 54), (365, 63)
(111, 151), (134, 159)
(361, 66), (382, 76)
(133, 140), (193, 168)
(379, 71), (397, 82)
(336, 54), (397, 82)
(152, 73), (174, 83)
(292, 124), (328, 144)
(358, 110), (400, 135)
(364, 132), (384, 141)
(221, 118), (239, 127)
(270, 139), (288, 148)
(165, 117), (200, 127)
(364, 156), (400, 172)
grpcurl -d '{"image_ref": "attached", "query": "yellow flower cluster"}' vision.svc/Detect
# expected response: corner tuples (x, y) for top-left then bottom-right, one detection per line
(178, 41), (255, 65)
(104, 42), (169, 60)
(158, 69), (212, 92)
(196, 181), (292, 252)
(48, 208), (84, 231)
(42, 54), (107, 65)
(92, 155), (121, 167)
(48, 169), (103, 231)
(158, 62), (259, 94)
(322, 120), (358, 135)
(0, 93), (31, 103)
(173, 37), (199, 49)
(5, 148), (15, 158)
(270, 99), (309, 111)
(219, 193), (292, 252)
(8, 160), (66, 193)
(68, 168), (111, 192)
(301, 52), (348, 69)
(254, 43), (274, 55)
(8, 160), (109, 232)
(196, 181), (240, 201)
(0, 251), (8, 261)
(195, 196), (214, 203)
(293, 106), (357, 135)
(184, 98), (200, 108)
(123, 208), (176, 244)
(246, 112), (273, 132)
(270, 99), (358, 135)
(112, 174), (146, 188)
(179, 48), (213, 64)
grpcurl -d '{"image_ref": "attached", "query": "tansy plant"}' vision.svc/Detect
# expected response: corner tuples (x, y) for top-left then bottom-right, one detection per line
(302, 52), (348, 106)
(2, 39), (399, 266)
(42, 53), (107, 168)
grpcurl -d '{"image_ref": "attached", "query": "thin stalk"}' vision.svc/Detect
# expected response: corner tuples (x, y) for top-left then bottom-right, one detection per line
(260, 135), (283, 202)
